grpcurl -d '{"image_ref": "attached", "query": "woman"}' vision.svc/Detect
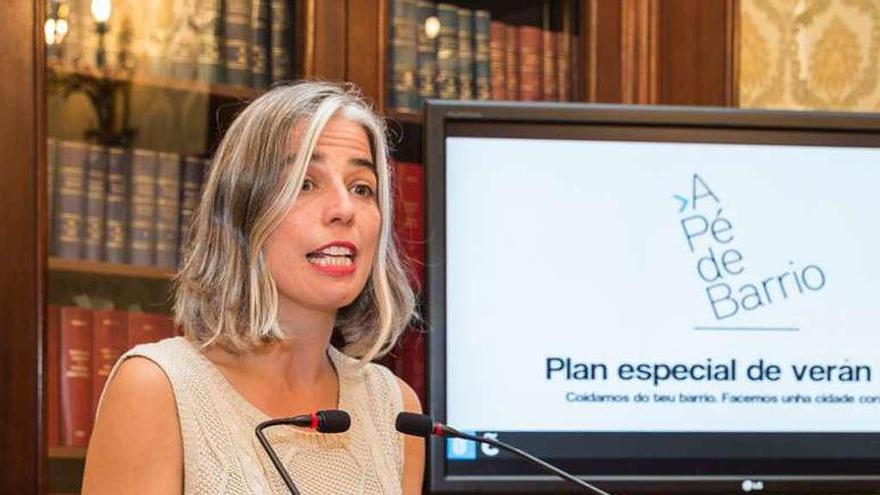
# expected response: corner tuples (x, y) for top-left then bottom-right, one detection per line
(82, 81), (423, 494)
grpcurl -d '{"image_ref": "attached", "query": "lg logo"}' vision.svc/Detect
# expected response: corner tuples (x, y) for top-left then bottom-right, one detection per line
(741, 479), (764, 492)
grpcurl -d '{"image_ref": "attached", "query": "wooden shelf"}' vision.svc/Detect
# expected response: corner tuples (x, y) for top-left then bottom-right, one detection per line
(49, 447), (86, 460)
(48, 66), (263, 100)
(387, 110), (423, 124)
(48, 258), (174, 280)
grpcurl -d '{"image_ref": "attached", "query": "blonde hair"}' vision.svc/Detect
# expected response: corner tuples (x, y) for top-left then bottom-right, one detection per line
(174, 81), (415, 363)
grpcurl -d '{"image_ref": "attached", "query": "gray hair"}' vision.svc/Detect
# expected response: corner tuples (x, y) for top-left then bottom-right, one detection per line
(174, 80), (415, 362)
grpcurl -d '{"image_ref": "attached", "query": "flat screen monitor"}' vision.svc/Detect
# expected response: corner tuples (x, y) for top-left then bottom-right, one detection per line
(423, 101), (880, 493)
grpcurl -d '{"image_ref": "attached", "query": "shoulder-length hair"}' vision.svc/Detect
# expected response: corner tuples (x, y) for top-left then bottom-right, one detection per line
(174, 80), (415, 362)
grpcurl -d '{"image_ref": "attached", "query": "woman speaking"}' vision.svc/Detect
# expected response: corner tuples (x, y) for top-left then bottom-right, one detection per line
(82, 81), (424, 494)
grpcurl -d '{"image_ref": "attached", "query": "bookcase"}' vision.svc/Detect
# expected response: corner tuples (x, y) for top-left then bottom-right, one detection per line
(0, 0), (737, 493)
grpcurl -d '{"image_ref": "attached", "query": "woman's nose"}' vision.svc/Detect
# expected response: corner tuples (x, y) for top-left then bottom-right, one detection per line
(323, 182), (355, 226)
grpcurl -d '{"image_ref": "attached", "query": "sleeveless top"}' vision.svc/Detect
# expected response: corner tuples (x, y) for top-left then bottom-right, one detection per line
(104, 337), (404, 494)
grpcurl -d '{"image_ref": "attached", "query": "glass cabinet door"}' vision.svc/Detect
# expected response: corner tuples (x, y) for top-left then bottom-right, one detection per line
(43, 1), (298, 491)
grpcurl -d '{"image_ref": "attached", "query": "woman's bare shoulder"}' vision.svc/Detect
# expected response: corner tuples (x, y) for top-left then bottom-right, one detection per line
(81, 357), (183, 494)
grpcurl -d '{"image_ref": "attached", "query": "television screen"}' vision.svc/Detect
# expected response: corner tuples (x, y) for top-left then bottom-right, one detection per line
(423, 102), (880, 493)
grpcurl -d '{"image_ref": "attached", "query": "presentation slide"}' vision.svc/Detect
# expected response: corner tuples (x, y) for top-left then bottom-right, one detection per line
(445, 136), (880, 434)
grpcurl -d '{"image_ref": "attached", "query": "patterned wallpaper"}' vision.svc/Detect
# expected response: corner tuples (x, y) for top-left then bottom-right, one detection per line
(739, 0), (880, 111)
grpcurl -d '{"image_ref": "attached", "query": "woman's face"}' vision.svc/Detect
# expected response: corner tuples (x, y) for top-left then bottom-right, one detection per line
(264, 116), (381, 320)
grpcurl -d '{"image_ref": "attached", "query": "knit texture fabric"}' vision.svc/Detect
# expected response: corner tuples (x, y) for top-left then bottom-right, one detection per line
(105, 337), (404, 494)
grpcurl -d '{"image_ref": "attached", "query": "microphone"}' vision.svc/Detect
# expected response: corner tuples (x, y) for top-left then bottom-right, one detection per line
(395, 412), (613, 495)
(256, 410), (351, 495)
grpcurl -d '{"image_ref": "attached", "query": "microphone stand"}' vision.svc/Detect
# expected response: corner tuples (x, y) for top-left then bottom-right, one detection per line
(444, 426), (613, 495)
(256, 418), (301, 495)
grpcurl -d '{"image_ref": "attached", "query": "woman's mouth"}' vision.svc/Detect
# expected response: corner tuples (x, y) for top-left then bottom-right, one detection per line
(306, 243), (358, 275)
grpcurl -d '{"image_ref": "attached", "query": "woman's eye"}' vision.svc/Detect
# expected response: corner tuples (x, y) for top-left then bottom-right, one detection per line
(301, 179), (315, 191)
(352, 184), (375, 197)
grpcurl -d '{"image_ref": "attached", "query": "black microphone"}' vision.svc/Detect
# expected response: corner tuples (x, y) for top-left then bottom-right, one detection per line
(395, 412), (613, 495)
(256, 410), (351, 495)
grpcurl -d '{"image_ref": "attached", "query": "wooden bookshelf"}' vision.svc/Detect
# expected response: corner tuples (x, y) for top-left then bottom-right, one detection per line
(48, 447), (86, 460)
(48, 66), (262, 101)
(48, 258), (174, 280)
(388, 110), (422, 124)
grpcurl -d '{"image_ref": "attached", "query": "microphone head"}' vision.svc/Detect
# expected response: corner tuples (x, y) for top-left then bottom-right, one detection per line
(395, 412), (435, 437)
(315, 410), (351, 433)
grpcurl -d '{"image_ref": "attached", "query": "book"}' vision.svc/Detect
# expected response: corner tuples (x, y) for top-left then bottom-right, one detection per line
(435, 3), (459, 99)
(179, 156), (204, 260)
(489, 21), (507, 100)
(251, 0), (271, 88)
(395, 328), (426, 407)
(542, 29), (558, 101)
(84, 144), (107, 261)
(473, 10), (491, 101)
(128, 312), (173, 348)
(129, 149), (158, 266)
(389, 0), (419, 113)
(518, 26), (542, 101)
(456, 7), (474, 100)
(53, 141), (89, 260)
(91, 309), (127, 415)
(155, 152), (181, 269)
(557, 31), (571, 101)
(47, 305), (61, 448)
(195, 0), (224, 83)
(504, 24), (519, 100)
(225, 0), (253, 86)
(270, 0), (293, 83)
(59, 306), (93, 447)
(415, 1), (437, 105)
(392, 161), (425, 289)
(47, 138), (58, 248)
(104, 147), (129, 264)
(169, 0), (201, 80)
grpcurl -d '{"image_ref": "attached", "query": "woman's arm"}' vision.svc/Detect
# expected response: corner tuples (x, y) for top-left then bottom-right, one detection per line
(81, 357), (183, 494)
(397, 377), (425, 495)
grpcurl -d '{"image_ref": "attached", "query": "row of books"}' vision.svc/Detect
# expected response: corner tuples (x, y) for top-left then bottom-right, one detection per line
(389, 1), (574, 113)
(49, 0), (294, 89)
(389, 161), (426, 404)
(48, 139), (208, 269)
(47, 305), (177, 448)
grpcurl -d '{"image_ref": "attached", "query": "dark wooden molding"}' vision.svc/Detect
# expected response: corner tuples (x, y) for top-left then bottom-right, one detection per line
(655, 0), (738, 106)
(346, 0), (387, 112)
(0, 0), (45, 493)
(302, 0), (347, 80)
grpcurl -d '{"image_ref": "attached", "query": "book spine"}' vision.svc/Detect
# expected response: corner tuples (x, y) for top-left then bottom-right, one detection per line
(127, 312), (168, 348)
(196, 0), (224, 83)
(415, 1), (437, 105)
(104, 147), (129, 264)
(270, 0), (292, 82)
(60, 306), (93, 447)
(225, 0), (253, 86)
(435, 3), (459, 99)
(155, 152), (181, 269)
(53, 141), (89, 259)
(250, 0), (271, 88)
(542, 29), (558, 101)
(395, 329), (426, 407)
(518, 26), (542, 101)
(392, 161), (425, 288)
(557, 31), (571, 101)
(179, 156), (203, 260)
(129, 149), (158, 267)
(47, 138), (58, 248)
(47, 305), (61, 448)
(84, 144), (107, 261)
(473, 10), (491, 101)
(389, 0), (419, 113)
(170, 0), (199, 80)
(504, 24), (519, 100)
(489, 21), (507, 100)
(91, 309), (127, 415)
(456, 7), (474, 100)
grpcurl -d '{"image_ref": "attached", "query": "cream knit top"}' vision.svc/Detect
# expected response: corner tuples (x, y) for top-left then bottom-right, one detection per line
(107, 337), (404, 494)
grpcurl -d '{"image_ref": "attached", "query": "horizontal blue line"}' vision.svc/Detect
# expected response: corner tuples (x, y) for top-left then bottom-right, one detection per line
(694, 326), (800, 332)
